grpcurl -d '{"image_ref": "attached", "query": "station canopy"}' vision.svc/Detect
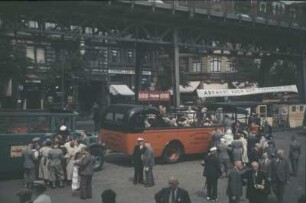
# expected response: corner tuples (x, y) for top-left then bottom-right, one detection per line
(109, 85), (135, 96)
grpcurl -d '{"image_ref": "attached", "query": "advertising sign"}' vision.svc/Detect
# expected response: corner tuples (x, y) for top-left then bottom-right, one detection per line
(197, 85), (298, 98)
(138, 91), (171, 102)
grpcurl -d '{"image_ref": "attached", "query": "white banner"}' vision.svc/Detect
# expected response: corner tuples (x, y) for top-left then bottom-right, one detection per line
(197, 85), (298, 98)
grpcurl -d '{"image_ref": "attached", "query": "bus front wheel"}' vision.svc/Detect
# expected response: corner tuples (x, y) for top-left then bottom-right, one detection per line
(162, 142), (183, 164)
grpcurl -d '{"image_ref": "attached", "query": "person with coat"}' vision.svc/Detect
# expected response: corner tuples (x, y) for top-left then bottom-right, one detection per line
(241, 161), (267, 203)
(217, 138), (231, 176)
(271, 149), (290, 203)
(23, 143), (36, 188)
(289, 136), (301, 177)
(132, 137), (146, 185)
(64, 139), (76, 185)
(143, 142), (155, 187)
(259, 152), (272, 201)
(248, 143), (261, 164)
(231, 139), (243, 162)
(203, 147), (222, 201)
(154, 176), (191, 203)
(239, 133), (249, 165)
(210, 129), (223, 148)
(48, 141), (65, 188)
(75, 147), (94, 200)
(38, 139), (52, 184)
(227, 161), (244, 203)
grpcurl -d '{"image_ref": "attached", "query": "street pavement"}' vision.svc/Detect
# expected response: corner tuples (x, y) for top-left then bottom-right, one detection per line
(0, 130), (305, 203)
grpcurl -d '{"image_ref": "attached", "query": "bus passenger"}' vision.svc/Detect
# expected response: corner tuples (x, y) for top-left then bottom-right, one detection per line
(133, 138), (146, 185)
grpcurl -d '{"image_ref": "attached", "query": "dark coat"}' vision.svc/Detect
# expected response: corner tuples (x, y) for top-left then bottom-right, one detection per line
(271, 158), (290, 183)
(242, 169), (267, 201)
(77, 154), (94, 176)
(203, 153), (222, 179)
(227, 168), (243, 198)
(23, 149), (35, 169)
(133, 145), (146, 168)
(248, 148), (260, 163)
(154, 187), (191, 203)
(289, 141), (301, 160)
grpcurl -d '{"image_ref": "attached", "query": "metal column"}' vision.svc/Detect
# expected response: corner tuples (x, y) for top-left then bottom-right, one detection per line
(298, 51), (306, 102)
(135, 43), (143, 103)
(173, 28), (180, 108)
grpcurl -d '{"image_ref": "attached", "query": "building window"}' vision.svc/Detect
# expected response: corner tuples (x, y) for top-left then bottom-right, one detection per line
(126, 50), (134, 63)
(259, 2), (267, 13)
(225, 60), (236, 72)
(111, 49), (119, 63)
(210, 57), (221, 72)
(192, 61), (201, 72)
(85, 27), (93, 34)
(26, 46), (45, 64)
(45, 22), (56, 30)
(289, 9), (296, 19)
(28, 20), (39, 29)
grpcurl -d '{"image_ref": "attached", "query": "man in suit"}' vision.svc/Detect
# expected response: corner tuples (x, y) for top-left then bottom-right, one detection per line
(289, 136), (301, 177)
(203, 147), (222, 201)
(48, 141), (65, 188)
(242, 161), (267, 203)
(143, 142), (155, 187)
(75, 147), (94, 200)
(271, 149), (290, 203)
(154, 176), (191, 203)
(227, 161), (244, 203)
(23, 143), (35, 188)
(217, 138), (231, 177)
(132, 137), (146, 185)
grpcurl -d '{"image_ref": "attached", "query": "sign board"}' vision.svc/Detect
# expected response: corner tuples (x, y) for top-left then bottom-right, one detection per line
(10, 145), (27, 158)
(197, 85), (298, 98)
(138, 91), (171, 102)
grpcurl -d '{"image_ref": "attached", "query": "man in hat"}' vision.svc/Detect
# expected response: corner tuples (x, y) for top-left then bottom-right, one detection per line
(154, 176), (191, 203)
(48, 141), (65, 188)
(16, 188), (33, 203)
(203, 147), (222, 201)
(32, 180), (52, 203)
(23, 143), (36, 188)
(132, 137), (146, 185)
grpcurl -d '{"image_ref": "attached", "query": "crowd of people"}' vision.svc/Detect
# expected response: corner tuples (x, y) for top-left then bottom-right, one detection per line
(19, 107), (304, 203)
(21, 125), (95, 202)
(202, 114), (302, 203)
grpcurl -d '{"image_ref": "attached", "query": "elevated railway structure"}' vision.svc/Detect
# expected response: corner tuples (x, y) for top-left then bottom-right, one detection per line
(0, 0), (305, 107)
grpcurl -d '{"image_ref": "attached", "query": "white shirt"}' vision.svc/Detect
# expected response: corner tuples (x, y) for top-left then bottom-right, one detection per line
(34, 194), (52, 203)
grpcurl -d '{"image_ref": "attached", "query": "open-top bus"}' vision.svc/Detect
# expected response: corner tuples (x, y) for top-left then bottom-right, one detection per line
(100, 104), (248, 163)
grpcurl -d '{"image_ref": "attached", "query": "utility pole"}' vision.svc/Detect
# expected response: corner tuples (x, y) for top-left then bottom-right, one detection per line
(173, 28), (180, 108)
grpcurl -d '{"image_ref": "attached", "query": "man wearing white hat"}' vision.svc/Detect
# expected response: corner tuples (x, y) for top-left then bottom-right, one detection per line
(203, 147), (222, 201)
(132, 137), (146, 185)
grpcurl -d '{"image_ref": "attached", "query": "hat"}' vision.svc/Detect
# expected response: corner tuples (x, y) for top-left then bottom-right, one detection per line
(33, 180), (47, 192)
(32, 137), (41, 142)
(60, 125), (67, 131)
(137, 137), (144, 142)
(210, 146), (217, 152)
(16, 188), (32, 198)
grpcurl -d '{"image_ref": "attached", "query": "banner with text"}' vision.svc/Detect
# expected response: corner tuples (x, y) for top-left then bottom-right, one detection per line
(138, 91), (171, 102)
(197, 85), (298, 98)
